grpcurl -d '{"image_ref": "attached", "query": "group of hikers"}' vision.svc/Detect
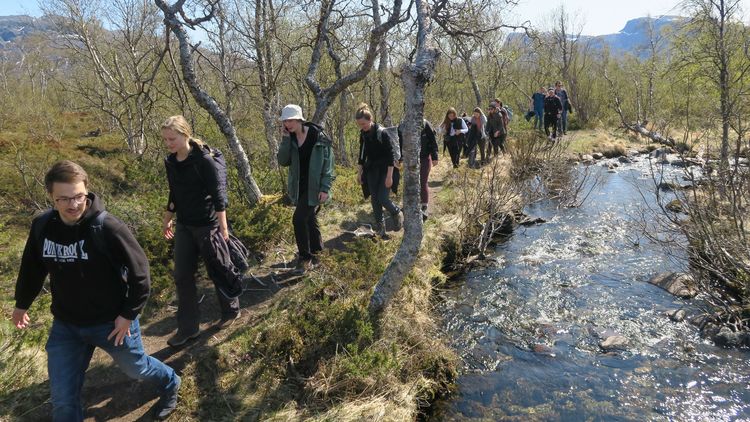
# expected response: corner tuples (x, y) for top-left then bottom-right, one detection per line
(526, 80), (573, 140)
(440, 100), (512, 169)
(9, 103), (439, 420)
(10, 81), (572, 419)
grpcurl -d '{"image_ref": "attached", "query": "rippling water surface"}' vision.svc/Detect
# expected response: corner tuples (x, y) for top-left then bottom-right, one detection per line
(432, 157), (750, 421)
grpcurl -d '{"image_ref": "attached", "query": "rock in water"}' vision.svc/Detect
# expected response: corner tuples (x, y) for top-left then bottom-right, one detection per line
(618, 156), (633, 163)
(600, 335), (629, 351)
(666, 309), (687, 322)
(592, 152), (604, 160)
(648, 272), (697, 298)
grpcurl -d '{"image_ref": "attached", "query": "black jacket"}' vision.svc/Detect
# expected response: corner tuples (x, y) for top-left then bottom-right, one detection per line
(397, 119), (439, 161)
(165, 141), (228, 226)
(358, 123), (395, 169)
(544, 96), (563, 116)
(14, 193), (151, 325)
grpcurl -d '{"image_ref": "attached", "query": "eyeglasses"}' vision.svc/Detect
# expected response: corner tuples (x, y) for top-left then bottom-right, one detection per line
(54, 193), (87, 205)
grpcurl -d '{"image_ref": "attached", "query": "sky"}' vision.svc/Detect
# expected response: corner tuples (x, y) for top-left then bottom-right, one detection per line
(1, 0), (748, 36)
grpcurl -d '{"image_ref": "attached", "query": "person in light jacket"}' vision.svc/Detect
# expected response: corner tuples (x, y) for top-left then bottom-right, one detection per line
(277, 104), (335, 274)
(441, 107), (468, 168)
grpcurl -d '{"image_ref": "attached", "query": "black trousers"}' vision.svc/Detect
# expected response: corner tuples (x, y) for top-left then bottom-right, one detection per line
(293, 189), (323, 261)
(447, 137), (462, 167)
(488, 134), (506, 157)
(365, 166), (399, 223)
(545, 114), (559, 137)
(174, 223), (240, 334)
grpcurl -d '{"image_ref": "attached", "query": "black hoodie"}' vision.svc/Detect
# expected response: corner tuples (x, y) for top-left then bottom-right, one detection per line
(14, 193), (151, 326)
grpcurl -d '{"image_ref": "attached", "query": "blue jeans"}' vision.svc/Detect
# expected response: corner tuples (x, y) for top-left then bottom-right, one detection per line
(45, 318), (178, 421)
(558, 109), (568, 133)
(534, 108), (544, 130)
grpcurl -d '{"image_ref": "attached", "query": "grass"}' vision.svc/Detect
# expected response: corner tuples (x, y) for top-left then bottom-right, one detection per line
(564, 128), (653, 157)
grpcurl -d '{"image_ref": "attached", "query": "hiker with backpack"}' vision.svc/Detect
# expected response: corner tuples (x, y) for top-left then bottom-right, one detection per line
(544, 88), (563, 139)
(277, 104), (335, 274)
(161, 115), (242, 348)
(12, 160), (181, 420)
(397, 118), (440, 220)
(356, 103), (404, 238)
(555, 81), (573, 135)
(441, 107), (468, 168)
(486, 102), (507, 159)
(467, 107), (486, 169)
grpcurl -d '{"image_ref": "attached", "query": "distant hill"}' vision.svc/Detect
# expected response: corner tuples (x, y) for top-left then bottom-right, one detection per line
(0, 15), (57, 43)
(507, 16), (688, 58)
(587, 16), (686, 56)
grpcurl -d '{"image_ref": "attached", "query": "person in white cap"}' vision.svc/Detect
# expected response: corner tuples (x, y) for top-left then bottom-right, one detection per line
(277, 104), (335, 274)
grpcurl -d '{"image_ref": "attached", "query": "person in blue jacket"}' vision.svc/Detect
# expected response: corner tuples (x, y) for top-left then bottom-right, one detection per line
(531, 86), (546, 131)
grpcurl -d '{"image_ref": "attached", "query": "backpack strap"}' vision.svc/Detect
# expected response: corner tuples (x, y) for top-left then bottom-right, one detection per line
(32, 209), (55, 254)
(89, 211), (128, 283)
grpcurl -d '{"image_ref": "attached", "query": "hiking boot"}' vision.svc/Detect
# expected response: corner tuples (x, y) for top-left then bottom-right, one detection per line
(154, 375), (181, 420)
(392, 209), (404, 231)
(374, 217), (388, 239)
(291, 258), (313, 275)
(421, 205), (429, 222)
(217, 310), (241, 328)
(167, 330), (200, 348)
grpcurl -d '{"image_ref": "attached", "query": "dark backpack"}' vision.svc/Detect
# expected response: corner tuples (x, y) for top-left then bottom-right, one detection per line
(375, 125), (402, 162)
(194, 144), (228, 208)
(32, 210), (128, 282)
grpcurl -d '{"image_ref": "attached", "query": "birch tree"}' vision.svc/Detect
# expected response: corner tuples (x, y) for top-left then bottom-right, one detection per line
(369, 0), (439, 315)
(154, 0), (263, 206)
(42, 0), (166, 154)
(679, 0), (750, 173)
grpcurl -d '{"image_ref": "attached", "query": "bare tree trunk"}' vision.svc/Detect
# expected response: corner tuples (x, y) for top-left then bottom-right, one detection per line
(155, 0), (262, 206)
(378, 40), (392, 126)
(372, 0), (392, 125)
(254, 0), (279, 169)
(456, 40), (482, 105)
(337, 91), (351, 166)
(369, 0), (439, 315)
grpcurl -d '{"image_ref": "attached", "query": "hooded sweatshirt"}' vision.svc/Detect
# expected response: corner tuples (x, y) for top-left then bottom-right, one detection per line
(14, 193), (151, 326)
(165, 140), (228, 226)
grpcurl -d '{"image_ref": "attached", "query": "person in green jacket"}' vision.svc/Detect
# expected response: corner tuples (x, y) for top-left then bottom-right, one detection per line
(277, 104), (335, 274)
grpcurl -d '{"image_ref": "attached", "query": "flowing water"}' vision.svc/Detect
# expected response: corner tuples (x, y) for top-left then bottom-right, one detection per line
(432, 156), (750, 421)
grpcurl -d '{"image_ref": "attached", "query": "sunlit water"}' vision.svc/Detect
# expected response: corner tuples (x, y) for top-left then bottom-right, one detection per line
(432, 156), (750, 421)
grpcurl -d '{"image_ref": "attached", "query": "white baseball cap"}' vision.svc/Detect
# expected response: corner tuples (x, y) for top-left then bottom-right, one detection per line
(280, 104), (305, 121)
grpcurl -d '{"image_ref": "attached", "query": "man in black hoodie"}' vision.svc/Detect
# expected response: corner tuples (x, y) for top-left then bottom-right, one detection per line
(12, 161), (180, 421)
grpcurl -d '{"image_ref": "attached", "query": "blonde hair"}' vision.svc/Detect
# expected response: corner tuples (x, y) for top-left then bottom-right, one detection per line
(161, 115), (204, 146)
(354, 103), (373, 121)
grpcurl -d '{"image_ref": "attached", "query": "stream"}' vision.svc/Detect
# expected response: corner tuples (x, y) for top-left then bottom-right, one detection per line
(432, 155), (750, 421)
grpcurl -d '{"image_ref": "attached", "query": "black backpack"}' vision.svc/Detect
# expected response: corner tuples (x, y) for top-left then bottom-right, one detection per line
(375, 125), (402, 162)
(32, 210), (128, 282)
(195, 144), (228, 208)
